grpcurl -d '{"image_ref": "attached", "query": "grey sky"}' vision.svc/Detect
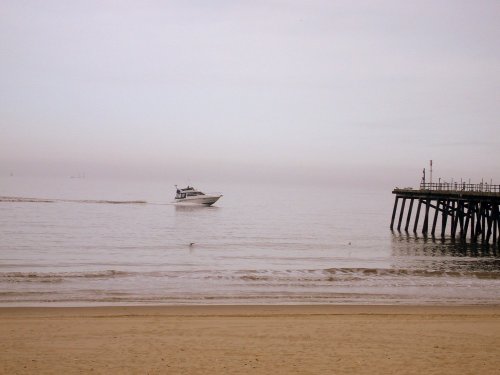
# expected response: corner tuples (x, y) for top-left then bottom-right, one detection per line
(1, 0), (499, 186)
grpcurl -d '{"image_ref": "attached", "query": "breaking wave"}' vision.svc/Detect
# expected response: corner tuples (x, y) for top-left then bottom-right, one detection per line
(197, 268), (500, 282)
(0, 268), (500, 284)
(322, 267), (500, 279)
(2, 267), (499, 285)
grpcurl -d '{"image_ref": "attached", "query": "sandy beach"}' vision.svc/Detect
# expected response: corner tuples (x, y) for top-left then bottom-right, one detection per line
(1, 305), (499, 374)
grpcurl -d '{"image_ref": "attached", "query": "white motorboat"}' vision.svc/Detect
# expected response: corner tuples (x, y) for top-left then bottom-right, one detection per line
(174, 186), (222, 206)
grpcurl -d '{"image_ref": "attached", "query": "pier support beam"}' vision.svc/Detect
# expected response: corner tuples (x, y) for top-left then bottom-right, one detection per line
(441, 200), (449, 238)
(451, 201), (458, 238)
(480, 203), (485, 242)
(458, 201), (465, 237)
(413, 199), (422, 234)
(463, 202), (471, 240)
(397, 198), (407, 231)
(392, 187), (500, 244)
(422, 199), (430, 235)
(390, 197), (399, 230)
(486, 206), (493, 244)
(470, 202), (476, 241)
(431, 199), (440, 236)
(405, 199), (414, 232)
(493, 204), (498, 245)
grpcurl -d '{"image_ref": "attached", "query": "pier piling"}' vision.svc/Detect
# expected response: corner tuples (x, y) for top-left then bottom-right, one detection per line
(397, 198), (406, 231)
(404, 198), (414, 232)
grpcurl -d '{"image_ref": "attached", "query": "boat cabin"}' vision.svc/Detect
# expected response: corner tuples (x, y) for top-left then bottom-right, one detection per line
(175, 186), (205, 199)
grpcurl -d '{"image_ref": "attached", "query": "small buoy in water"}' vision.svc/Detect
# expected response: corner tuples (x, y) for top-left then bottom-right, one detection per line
(348, 242), (351, 245)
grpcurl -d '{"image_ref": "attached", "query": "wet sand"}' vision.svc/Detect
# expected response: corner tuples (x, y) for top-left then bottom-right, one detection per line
(1, 305), (499, 374)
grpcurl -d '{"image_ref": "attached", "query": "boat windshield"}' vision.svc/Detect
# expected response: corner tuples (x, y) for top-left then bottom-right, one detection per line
(175, 186), (205, 199)
(186, 191), (204, 197)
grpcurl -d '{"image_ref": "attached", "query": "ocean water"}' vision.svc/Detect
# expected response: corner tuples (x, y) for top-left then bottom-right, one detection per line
(1, 177), (499, 306)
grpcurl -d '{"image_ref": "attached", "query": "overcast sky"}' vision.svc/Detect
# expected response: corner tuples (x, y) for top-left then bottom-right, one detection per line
(1, 0), (499, 186)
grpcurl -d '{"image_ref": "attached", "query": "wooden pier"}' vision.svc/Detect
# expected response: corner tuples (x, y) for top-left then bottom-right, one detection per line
(391, 182), (500, 246)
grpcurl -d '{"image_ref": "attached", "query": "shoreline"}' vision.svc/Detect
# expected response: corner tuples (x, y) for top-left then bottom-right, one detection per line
(1, 303), (500, 315)
(2, 305), (499, 374)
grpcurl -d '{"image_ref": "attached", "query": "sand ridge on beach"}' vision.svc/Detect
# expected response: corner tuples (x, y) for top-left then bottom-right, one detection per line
(1, 305), (499, 374)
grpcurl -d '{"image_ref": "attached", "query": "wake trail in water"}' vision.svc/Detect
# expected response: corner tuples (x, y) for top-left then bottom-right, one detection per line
(0, 196), (148, 205)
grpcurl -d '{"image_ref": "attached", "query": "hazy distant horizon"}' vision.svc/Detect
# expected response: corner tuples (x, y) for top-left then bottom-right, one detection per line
(1, 1), (499, 187)
(2, 160), (498, 191)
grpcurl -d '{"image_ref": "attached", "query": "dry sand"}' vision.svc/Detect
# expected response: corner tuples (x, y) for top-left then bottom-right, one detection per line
(1, 305), (499, 374)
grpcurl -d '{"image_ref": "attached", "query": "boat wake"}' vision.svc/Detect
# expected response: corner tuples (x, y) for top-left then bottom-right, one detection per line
(0, 196), (147, 205)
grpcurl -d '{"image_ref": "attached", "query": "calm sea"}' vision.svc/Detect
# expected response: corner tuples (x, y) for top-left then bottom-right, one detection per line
(1, 177), (499, 306)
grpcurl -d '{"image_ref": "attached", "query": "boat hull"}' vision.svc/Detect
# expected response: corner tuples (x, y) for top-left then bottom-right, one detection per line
(174, 195), (222, 206)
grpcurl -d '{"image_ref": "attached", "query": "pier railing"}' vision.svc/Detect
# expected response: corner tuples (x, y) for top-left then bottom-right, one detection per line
(419, 182), (500, 194)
